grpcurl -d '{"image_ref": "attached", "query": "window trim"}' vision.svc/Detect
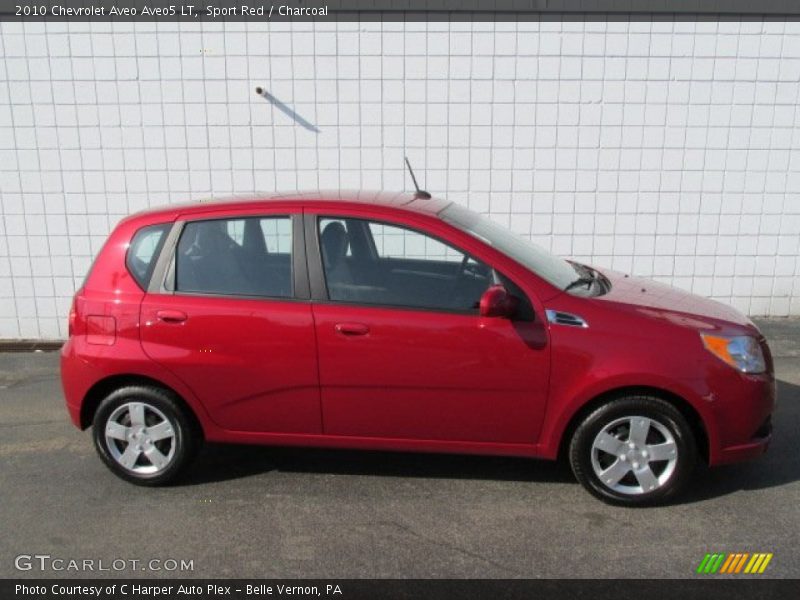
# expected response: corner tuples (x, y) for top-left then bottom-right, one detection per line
(126, 222), (172, 291)
(305, 213), (530, 317)
(148, 214), (309, 301)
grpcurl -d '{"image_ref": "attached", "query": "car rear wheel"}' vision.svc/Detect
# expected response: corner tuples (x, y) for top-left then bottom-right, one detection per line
(569, 395), (697, 506)
(92, 385), (200, 485)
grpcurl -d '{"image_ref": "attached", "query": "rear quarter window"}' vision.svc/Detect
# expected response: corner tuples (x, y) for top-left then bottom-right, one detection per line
(126, 223), (171, 289)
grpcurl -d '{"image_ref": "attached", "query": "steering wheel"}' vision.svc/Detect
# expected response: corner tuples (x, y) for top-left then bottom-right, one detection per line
(449, 255), (491, 309)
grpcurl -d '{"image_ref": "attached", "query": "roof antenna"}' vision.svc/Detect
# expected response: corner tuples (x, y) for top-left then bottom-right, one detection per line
(404, 157), (432, 199)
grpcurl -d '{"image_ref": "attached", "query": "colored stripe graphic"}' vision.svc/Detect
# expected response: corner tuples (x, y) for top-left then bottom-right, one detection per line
(696, 554), (712, 574)
(758, 554), (773, 573)
(734, 553), (749, 573)
(745, 554), (760, 573)
(697, 554), (711, 573)
(697, 552), (772, 575)
(750, 554), (766, 573)
(720, 554), (736, 573)
(710, 553), (726, 573)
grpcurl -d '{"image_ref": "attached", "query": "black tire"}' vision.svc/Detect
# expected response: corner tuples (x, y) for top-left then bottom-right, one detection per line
(569, 395), (697, 506)
(92, 385), (201, 486)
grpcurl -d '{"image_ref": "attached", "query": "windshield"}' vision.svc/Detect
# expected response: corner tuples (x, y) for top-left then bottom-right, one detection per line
(441, 203), (579, 290)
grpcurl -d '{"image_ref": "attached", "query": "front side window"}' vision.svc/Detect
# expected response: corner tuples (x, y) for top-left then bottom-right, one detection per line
(126, 223), (171, 289)
(176, 216), (293, 298)
(318, 217), (494, 312)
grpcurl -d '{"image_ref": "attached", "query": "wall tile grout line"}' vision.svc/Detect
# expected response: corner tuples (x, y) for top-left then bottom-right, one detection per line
(1, 19), (800, 338)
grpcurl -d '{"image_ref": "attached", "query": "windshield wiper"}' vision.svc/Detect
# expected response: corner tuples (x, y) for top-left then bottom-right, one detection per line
(564, 276), (594, 292)
(564, 262), (597, 292)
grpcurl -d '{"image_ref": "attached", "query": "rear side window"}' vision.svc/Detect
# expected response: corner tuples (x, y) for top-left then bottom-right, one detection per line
(126, 223), (171, 290)
(175, 216), (293, 298)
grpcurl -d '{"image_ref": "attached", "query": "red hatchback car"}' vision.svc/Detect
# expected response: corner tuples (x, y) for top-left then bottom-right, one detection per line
(60, 191), (775, 505)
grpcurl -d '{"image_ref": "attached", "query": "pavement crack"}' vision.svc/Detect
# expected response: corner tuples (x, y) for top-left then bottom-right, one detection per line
(378, 520), (522, 576)
(0, 374), (59, 389)
(0, 419), (68, 428)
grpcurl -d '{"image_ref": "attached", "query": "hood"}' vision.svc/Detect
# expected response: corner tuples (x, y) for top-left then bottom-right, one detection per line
(593, 268), (757, 333)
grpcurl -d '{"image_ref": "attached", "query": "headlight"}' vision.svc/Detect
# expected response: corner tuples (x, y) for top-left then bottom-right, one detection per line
(700, 334), (766, 373)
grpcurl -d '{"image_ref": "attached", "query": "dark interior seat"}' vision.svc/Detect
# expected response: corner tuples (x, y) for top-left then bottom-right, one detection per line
(177, 221), (253, 295)
(321, 222), (353, 291)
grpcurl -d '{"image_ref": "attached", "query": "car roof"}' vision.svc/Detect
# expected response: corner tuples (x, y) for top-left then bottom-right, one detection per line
(127, 190), (453, 223)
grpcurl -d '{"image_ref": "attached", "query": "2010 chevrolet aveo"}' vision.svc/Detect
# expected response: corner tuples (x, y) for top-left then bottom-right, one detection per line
(60, 191), (775, 505)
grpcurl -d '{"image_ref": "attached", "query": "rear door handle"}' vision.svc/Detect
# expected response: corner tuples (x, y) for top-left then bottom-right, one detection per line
(156, 310), (188, 323)
(334, 322), (370, 336)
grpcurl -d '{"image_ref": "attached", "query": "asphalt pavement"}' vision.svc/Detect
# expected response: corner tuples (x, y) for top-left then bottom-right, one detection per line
(1, 318), (798, 579)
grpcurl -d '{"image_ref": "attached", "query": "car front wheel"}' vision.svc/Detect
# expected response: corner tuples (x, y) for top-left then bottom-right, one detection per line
(92, 385), (200, 485)
(569, 396), (697, 506)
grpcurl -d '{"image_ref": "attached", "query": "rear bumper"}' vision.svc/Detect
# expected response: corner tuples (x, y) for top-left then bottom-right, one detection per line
(60, 338), (88, 429)
(65, 399), (82, 428)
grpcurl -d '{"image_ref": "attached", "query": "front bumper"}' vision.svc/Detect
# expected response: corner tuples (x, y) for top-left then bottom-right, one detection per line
(705, 368), (775, 466)
(715, 415), (772, 464)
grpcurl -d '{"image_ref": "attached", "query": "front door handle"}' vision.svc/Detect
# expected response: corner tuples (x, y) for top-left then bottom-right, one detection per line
(156, 310), (188, 324)
(334, 322), (370, 336)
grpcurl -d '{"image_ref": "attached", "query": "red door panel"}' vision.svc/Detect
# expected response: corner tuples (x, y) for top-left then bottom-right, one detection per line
(313, 304), (549, 443)
(140, 295), (321, 434)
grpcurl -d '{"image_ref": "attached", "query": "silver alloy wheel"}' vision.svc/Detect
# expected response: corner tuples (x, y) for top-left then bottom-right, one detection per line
(104, 401), (176, 475)
(590, 415), (678, 495)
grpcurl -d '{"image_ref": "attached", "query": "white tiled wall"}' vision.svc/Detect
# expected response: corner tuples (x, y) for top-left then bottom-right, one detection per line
(1, 19), (799, 339)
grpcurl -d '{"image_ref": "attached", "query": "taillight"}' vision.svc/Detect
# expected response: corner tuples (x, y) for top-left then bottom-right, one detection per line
(68, 297), (77, 337)
(68, 289), (84, 337)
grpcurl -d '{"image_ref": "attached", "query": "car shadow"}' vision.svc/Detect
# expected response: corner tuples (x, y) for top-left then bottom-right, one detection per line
(182, 443), (574, 486)
(180, 380), (800, 504)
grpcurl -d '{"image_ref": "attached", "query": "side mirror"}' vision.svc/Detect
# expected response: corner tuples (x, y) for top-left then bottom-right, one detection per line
(479, 285), (518, 318)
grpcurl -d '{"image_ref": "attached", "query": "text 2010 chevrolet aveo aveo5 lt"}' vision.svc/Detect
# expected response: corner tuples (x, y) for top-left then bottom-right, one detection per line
(60, 191), (775, 505)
